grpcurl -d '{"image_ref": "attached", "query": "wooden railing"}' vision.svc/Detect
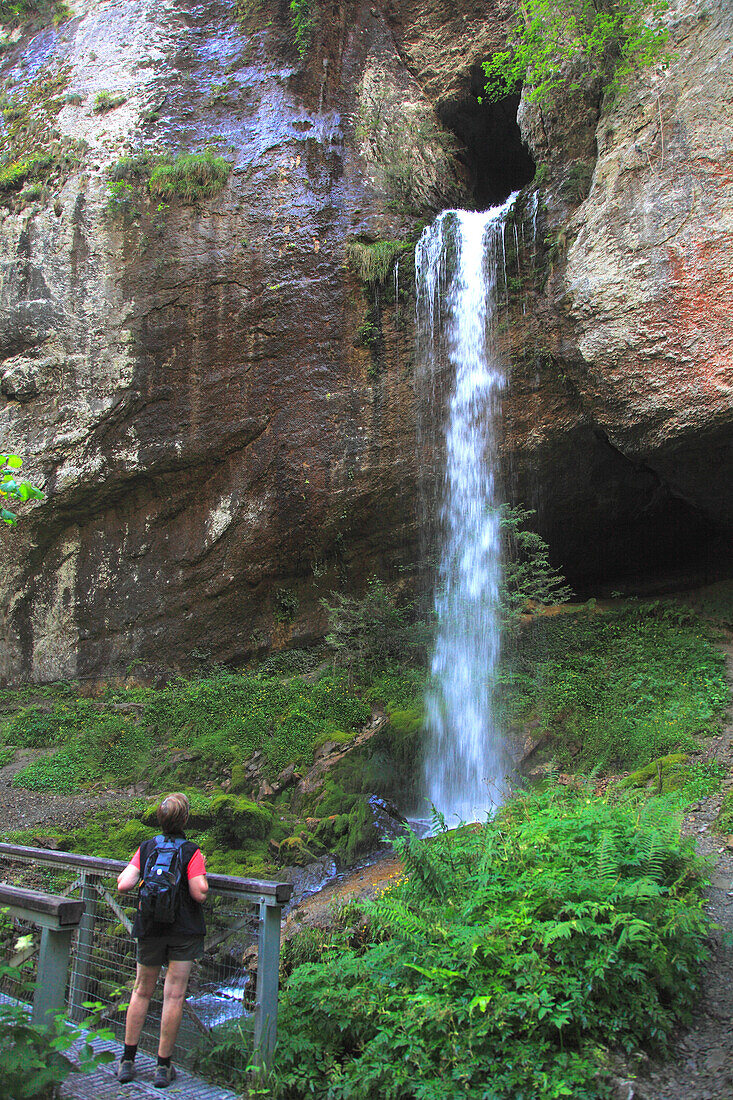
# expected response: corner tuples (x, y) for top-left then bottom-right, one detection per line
(0, 842), (292, 1067)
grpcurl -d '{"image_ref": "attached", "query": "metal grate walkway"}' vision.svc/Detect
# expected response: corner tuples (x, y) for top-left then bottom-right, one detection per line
(60, 1033), (240, 1100)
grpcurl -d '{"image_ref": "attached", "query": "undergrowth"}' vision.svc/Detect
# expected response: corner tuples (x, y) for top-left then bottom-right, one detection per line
(499, 601), (728, 771)
(0, 64), (83, 207)
(3, 673), (370, 793)
(264, 785), (710, 1100)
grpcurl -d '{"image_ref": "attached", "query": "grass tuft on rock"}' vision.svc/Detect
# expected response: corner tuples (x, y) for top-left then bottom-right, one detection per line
(148, 149), (231, 202)
(346, 239), (410, 286)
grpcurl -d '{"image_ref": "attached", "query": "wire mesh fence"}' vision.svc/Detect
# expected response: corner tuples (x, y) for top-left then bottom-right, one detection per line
(0, 845), (290, 1067)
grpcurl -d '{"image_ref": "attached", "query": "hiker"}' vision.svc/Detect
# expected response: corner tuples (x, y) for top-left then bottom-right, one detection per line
(116, 792), (208, 1088)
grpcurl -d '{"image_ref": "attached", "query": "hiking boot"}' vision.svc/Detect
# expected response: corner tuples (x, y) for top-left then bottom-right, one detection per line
(153, 1064), (177, 1088)
(116, 1059), (136, 1083)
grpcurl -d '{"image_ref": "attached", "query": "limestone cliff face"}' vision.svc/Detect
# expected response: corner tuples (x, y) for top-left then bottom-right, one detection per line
(0, 0), (731, 683)
(504, 0), (733, 579)
(0, 0), (434, 682)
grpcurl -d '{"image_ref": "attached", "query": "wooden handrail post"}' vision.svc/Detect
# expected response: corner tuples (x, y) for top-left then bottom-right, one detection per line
(0, 884), (85, 1028)
(68, 871), (99, 1022)
(253, 897), (283, 1071)
(34, 924), (75, 1026)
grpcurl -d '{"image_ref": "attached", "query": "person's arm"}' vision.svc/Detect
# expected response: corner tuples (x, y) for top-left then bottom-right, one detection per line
(118, 846), (142, 893)
(187, 847), (208, 903)
(188, 874), (209, 903)
(117, 863), (141, 892)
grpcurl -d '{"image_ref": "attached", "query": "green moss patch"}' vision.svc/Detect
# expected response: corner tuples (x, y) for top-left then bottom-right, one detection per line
(620, 753), (689, 793)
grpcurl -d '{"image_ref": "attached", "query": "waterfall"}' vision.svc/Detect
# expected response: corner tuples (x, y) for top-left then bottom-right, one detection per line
(416, 197), (516, 825)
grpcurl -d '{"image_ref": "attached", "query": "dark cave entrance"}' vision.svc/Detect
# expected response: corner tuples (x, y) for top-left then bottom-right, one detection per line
(438, 67), (535, 209)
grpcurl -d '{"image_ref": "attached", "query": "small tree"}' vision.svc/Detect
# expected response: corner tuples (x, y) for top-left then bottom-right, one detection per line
(322, 578), (425, 679)
(1, 453), (45, 527)
(499, 503), (572, 624)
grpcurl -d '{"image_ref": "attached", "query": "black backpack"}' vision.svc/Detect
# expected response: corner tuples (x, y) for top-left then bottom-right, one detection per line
(138, 836), (186, 929)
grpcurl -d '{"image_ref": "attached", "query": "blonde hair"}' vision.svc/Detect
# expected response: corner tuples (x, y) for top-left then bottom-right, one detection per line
(156, 792), (190, 834)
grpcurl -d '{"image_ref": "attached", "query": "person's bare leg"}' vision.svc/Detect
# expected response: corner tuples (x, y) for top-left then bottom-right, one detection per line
(157, 959), (194, 1059)
(125, 963), (161, 1045)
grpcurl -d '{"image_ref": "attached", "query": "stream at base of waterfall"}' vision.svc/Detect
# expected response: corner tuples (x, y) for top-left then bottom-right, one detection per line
(416, 198), (517, 826)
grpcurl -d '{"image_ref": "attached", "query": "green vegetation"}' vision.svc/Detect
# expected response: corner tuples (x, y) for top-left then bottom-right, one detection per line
(289, 0), (313, 56)
(500, 601), (728, 771)
(147, 148), (231, 202)
(0, 453), (44, 526)
(0, 65), (82, 207)
(0, 980), (113, 1097)
(268, 786), (709, 1099)
(499, 503), (572, 624)
(346, 239), (411, 287)
(482, 0), (671, 106)
(322, 578), (427, 679)
(92, 90), (126, 114)
(274, 587), (299, 624)
(4, 672), (371, 794)
(106, 148), (232, 220)
(0, 0), (69, 29)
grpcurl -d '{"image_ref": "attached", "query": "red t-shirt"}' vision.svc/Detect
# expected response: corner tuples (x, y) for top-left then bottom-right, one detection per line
(131, 845), (206, 879)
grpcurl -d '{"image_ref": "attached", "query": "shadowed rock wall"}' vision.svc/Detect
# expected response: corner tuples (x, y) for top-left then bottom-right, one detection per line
(0, 0), (731, 682)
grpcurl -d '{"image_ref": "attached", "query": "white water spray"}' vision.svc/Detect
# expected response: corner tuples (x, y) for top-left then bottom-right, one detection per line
(416, 198), (516, 824)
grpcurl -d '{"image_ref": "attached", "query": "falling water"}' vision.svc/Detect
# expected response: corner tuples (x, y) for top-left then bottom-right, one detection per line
(416, 197), (516, 824)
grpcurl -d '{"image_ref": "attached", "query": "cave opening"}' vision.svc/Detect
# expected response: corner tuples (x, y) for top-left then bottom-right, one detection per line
(548, 491), (730, 599)
(438, 67), (535, 209)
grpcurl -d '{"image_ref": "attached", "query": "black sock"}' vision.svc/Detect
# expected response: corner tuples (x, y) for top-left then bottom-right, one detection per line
(157, 1055), (171, 1068)
(123, 1044), (137, 1063)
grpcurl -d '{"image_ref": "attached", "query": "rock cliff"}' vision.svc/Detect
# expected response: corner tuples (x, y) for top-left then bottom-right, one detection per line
(0, 0), (730, 682)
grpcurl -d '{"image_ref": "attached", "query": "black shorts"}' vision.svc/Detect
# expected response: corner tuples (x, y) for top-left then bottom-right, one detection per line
(136, 936), (205, 967)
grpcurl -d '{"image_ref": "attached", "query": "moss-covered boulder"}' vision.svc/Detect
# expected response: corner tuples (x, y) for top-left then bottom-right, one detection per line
(209, 795), (273, 845)
(279, 836), (318, 867)
(141, 793), (272, 843)
(312, 799), (380, 866)
(620, 753), (689, 793)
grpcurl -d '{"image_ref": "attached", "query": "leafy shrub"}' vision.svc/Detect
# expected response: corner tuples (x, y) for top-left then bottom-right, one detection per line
(148, 149), (231, 202)
(0, 938), (114, 1098)
(0, 0), (68, 28)
(322, 578), (427, 678)
(482, 0), (672, 107)
(290, 0), (313, 56)
(273, 787), (710, 1099)
(255, 647), (322, 677)
(274, 587), (299, 624)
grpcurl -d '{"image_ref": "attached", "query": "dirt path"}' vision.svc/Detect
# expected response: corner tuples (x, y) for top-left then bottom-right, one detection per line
(0, 749), (119, 835)
(631, 635), (733, 1100)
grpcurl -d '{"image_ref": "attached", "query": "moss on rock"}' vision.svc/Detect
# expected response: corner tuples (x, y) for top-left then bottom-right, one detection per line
(620, 753), (689, 793)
